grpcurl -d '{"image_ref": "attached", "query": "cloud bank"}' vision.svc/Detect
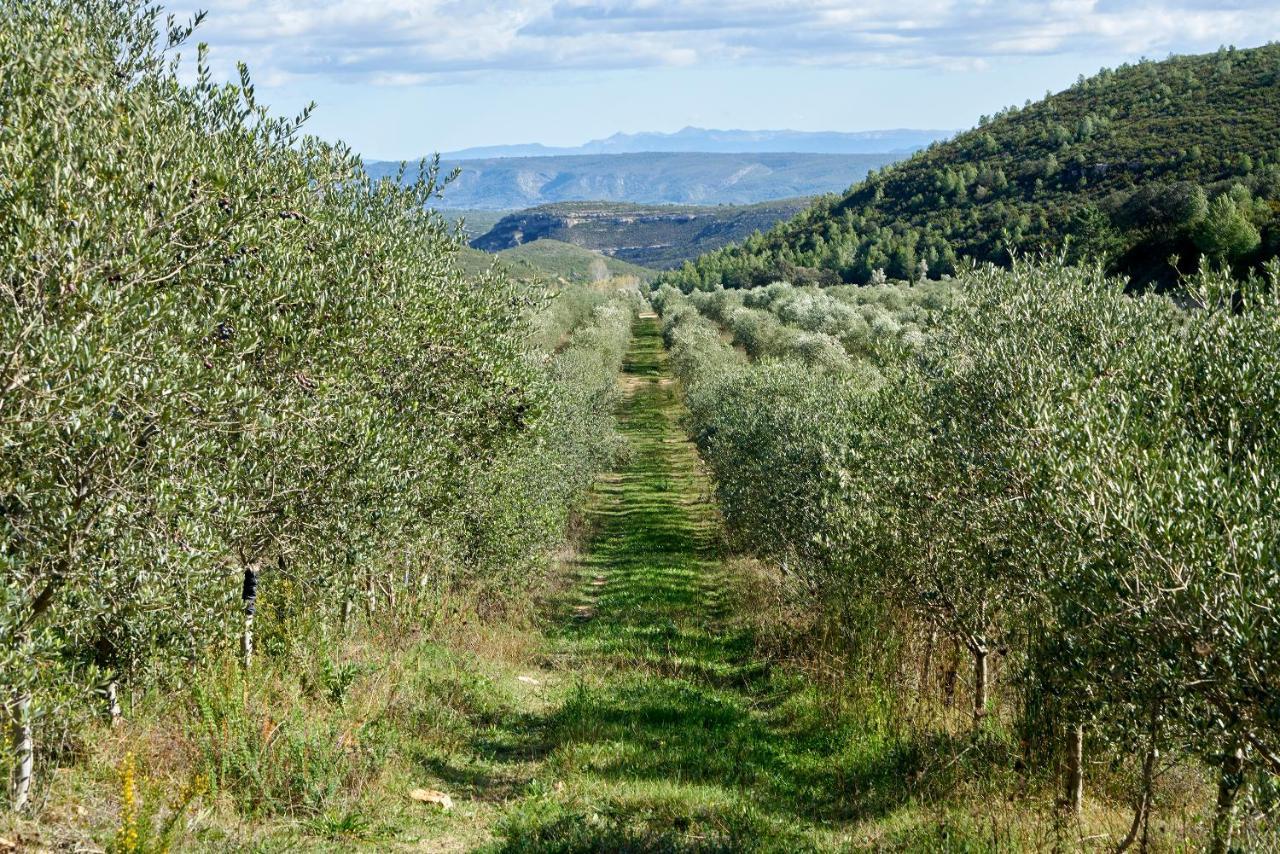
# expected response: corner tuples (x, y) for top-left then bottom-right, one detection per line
(175, 0), (1280, 85)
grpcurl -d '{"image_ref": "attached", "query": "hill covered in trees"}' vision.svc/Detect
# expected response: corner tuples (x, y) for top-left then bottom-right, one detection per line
(472, 200), (810, 269)
(662, 43), (1280, 291)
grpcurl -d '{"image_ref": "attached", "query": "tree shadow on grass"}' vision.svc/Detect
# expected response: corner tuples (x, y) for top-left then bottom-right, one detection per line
(470, 319), (1015, 852)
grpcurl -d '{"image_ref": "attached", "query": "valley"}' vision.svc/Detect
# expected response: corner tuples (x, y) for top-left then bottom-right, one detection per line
(470, 200), (812, 270)
(5, 4), (1280, 852)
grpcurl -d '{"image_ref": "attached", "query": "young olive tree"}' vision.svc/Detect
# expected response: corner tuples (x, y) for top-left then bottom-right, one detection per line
(1035, 263), (1280, 847)
(2, 0), (576, 810)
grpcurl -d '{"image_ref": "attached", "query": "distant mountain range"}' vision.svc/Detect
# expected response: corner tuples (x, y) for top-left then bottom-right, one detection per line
(440, 127), (954, 159)
(367, 152), (903, 209)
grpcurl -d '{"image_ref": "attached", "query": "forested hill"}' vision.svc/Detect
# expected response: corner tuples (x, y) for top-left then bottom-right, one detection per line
(662, 43), (1280, 291)
(471, 200), (810, 269)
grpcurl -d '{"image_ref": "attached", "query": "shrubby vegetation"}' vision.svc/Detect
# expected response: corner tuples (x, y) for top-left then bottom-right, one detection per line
(7, 2), (1280, 848)
(0, 0), (635, 812)
(662, 43), (1280, 292)
(684, 278), (949, 369)
(654, 259), (1280, 850)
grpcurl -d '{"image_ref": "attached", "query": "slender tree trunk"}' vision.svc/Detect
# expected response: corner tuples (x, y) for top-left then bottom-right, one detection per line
(1117, 721), (1159, 853)
(382, 575), (395, 613)
(942, 640), (959, 708)
(107, 679), (122, 728)
(1063, 722), (1083, 818)
(972, 645), (989, 727)
(241, 566), (258, 670)
(364, 569), (376, 620)
(340, 556), (356, 632)
(241, 610), (254, 669)
(1210, 742), (1246, 854)
(11, 691), (33, 812)
(920, 624), (938, 700)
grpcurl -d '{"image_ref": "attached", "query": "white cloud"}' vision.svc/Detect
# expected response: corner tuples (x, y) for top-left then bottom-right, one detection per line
(169, 0), (1280, 85)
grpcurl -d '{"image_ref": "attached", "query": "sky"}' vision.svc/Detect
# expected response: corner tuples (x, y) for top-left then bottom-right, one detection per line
(168, 0), (1280, 160)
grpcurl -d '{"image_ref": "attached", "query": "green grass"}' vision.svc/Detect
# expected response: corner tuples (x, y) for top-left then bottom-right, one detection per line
(19, 317), (1203, 851)
(416, 317), (1072, 852)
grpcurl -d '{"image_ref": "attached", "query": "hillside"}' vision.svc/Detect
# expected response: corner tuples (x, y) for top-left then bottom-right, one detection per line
(459, 240), (654, 283)
(440, 208), (510, 239)
(441, 127), (952, 159)
(366, 152), (901, 209)
(663, 43), (1280, 291)
(471, 199), (811, 269)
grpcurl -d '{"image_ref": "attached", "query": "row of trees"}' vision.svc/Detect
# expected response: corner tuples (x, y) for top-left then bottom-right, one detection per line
(694, 279), (948, 365)
(652, 260), (1280, 849)
(1, 0), (635, 811)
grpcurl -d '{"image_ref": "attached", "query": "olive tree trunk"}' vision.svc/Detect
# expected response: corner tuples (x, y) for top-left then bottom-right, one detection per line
(1116, 719), (1160, 853)
(241, 566), (258, 670)
(1064, 722), (1083, 817)
(1210, 742), (1245, 854)
(972, 644), (989, 726)
(942, 640), (959, 708)
(919, 624), (938, 700)
(107, 679), (122, 728)
(11, 691), (33, 812)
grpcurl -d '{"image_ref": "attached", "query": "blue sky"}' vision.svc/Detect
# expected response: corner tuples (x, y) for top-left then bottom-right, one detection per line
(171, 1), (1280, 160)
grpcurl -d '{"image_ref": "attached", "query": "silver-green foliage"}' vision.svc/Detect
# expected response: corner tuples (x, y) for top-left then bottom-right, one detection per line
(655, 260), (1280, 833)
(0, 0), (631, 804)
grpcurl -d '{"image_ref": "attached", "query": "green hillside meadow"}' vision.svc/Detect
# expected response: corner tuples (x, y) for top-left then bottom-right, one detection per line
(2, 3), (1278, 852)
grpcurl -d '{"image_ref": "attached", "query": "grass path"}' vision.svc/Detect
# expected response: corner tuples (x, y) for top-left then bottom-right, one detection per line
(417, 315), (910, 852)
(12, 316), (1189, 852)
(170, 316), (1204, 851)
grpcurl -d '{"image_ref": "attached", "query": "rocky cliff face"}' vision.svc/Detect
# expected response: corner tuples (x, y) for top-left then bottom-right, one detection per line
(470, 200), (811, 269)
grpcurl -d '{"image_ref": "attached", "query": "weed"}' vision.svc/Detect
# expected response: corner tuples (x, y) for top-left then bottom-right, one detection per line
(106, 751), (204, 854)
